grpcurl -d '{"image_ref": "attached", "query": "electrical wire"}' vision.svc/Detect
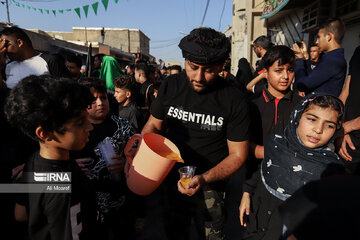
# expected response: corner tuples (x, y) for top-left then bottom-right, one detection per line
(151, 41), (179, 49)
(218, 0), (226, 30)
(151, 36), (182, 43)
(200, 0), (210, 27)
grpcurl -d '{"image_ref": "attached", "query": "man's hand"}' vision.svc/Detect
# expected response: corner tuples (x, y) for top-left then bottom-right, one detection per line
(0, 38), (7, 70)
(292, 41), (308, 60)
(75, 158), (93, 175)
(177, 174), (205, 196)
(11, 163), (25, 180)
(338, 134), (355, 161)
(239, 192), (251, 227)
(107, 154), (126, 174)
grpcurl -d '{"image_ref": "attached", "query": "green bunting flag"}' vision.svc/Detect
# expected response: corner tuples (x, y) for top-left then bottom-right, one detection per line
(83, 5), (89, 18)
(74, 8), (81, 18)
(92, 2), (99, 15)
(102, 0), (109, 11)
(12, 0), (118, 18)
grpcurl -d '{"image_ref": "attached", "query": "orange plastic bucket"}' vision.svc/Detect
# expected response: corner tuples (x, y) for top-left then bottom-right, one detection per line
(124, 133), (183, 196)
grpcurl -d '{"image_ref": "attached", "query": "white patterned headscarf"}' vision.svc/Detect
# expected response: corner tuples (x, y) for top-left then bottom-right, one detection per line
(261, 93), (344, 200)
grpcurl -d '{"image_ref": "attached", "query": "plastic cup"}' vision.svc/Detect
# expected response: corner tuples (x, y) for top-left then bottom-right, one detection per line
(178, 166), (196, 188)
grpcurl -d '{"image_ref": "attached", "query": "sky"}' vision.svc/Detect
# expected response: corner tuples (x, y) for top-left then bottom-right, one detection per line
(0, 0), (233, 64)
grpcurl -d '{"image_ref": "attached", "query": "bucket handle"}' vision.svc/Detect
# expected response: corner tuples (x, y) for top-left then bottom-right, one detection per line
(124, 134), (142, 164)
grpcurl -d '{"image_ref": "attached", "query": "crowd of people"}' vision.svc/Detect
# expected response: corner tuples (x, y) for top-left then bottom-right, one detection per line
(1, 16), (360, 240)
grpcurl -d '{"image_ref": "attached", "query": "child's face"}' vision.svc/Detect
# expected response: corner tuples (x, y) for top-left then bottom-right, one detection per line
(87, 90), (109, 123)
(114, 87), (129, 104)
(266, 60), (294, 94)
(53, 110), (93, 151)
(297, 105), (338, 148)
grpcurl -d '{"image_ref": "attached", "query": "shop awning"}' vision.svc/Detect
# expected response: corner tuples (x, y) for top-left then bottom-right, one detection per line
(260, 0), (290, 19)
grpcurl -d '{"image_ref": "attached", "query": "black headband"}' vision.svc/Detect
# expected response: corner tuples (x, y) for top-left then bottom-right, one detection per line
(178, 36), (230, 65)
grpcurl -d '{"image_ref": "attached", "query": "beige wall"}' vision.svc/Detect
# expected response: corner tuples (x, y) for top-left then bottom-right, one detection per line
(44, 27), (150, 56)
(231, 0), (266, 74)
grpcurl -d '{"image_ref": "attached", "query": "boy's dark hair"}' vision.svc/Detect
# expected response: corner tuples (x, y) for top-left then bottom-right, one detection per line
(253, 35), (274, 51)
(135, 62), (149, 78)
(66, 54), (82, 68)
(319, 18), (345, 44)
(310, 43), (319, 48)
(263, 45), (296, 70)
(162, 66), (167, 70)
(128, 63), (135, 70)
(78, 77), (107, 94)
(113, 75), (136, 94)
(148, 64), (156, 74)
(170, 65), (182, 71)
(4, 75), (93, 141)
(0, 26), (33, 48)
(305, 95), (344, 129)
(94, 53), (105, 62)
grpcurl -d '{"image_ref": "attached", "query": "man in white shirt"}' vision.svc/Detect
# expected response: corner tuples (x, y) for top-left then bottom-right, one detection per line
(0, 27), (62, 88)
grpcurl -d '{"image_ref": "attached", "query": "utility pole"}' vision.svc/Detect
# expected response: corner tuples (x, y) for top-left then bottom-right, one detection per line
(5, 0), (11, 23)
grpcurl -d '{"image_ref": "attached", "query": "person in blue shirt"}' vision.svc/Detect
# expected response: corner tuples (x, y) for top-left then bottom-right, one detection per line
(292, 18), (347, 97)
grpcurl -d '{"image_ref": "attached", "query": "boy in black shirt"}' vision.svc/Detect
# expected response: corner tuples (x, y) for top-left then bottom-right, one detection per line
(74, 77), (136, 240)
(248, 45), (302, 162)
(4, 75), (98, 240)
(114, 75), (143, 132)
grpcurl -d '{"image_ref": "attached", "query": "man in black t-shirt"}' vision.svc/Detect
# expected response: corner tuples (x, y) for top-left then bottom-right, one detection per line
(142, 27), (249, 240)
(249, 35), (274, 94)
(338, 45), (360, 175)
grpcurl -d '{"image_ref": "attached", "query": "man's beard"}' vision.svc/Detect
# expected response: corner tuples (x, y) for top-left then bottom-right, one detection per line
(188, 78), (218, 94)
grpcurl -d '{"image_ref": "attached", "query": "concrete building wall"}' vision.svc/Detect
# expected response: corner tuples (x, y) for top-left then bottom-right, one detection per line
(43, 27), (150, 56)
(230, 1), (247, 75)
(231, 0), (266, 74)
(45, 31), (74, 41)
(246, 0), (267, 70)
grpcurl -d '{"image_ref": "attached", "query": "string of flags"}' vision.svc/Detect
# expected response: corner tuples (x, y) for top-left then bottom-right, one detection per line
(11, 0), (119, 19)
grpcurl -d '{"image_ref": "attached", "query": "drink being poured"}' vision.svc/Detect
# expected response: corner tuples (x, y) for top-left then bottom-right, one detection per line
(157, 151), (184, 163)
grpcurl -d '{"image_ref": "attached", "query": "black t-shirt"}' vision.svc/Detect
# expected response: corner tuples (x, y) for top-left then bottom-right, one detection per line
(136, 80), (155, 108)
(40, 53), (71, 78)
(71, 114), (134, 221)
(118, 101), (143, 132)
(22, 152), (98, 240)
(345, 46), (360, 156)
(249, 86), (302, 145)
(150, 71), (249, 174)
